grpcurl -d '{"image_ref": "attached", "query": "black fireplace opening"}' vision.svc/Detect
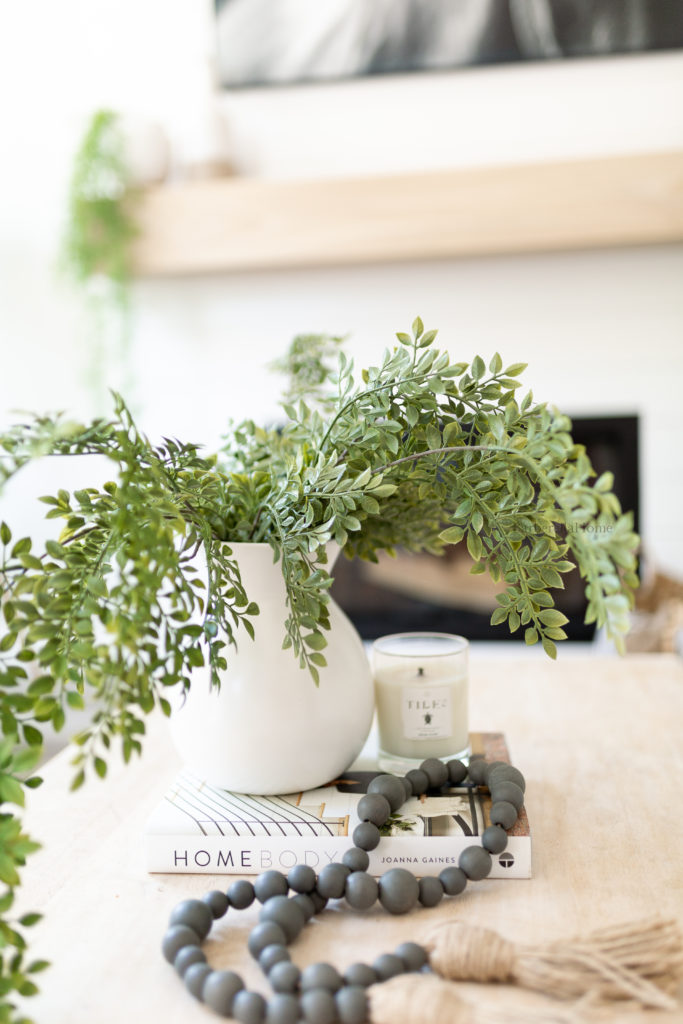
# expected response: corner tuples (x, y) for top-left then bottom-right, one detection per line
(330, 415), (640, 643)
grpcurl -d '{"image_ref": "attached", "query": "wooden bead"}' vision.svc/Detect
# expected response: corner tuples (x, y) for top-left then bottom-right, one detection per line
(162, 924), (200, 964)
(247, 922), (288, 959)
(266, 993), (300, 1024)
(169, 898), (213, 940)
(404, 769), (429, 795)
(184, 962), (212, 1000)
(345, 871), (379, 910)
(343, 962), (377, 987)
(490, 800), (518, 829)
(447, 759), (468, 784)
(202, 968), (244, 1015)
(254, 871), (289, 904)
(418, 876), (444, 907)
(317, 863), (351, 899)
(482, 825), (508, 854)
(228, 879), (255, 910)
(173, 945), (206, 977)
(233, 990), (267, 1024)
(342, 847), (370, 872)
(335, 985), (369, 1024)
(419, 758), (449, 788)
(373, 953), (405, 981)
(368, 774), (406, 812)
(394, 941), (428, 971)
(459, 846), (493, 881)
(490, 780), (524, 811)
(301, 962), (343, 993)
(357, 792), (391, 827)
(287, 864), (317, 893)
(378, 869), (419, 915)
(259, 895), (306, 942)
(438, 866), (467, 896)
(352, 821), (381, 851)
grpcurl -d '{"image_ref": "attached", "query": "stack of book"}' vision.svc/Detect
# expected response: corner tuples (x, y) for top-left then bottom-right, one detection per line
(145, 732), (531, 878)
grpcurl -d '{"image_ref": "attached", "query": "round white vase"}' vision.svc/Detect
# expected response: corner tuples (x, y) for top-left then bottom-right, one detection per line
(168, 543), (374, 794)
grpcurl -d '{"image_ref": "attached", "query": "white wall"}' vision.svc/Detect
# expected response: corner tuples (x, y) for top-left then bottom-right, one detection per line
(1, 2), (682, 571)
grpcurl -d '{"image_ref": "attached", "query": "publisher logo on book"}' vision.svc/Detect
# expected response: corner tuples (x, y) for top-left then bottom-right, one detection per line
(498, 852), (515, 869)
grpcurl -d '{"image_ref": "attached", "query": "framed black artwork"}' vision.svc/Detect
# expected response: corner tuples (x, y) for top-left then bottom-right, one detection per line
(215, 0), (683, 88)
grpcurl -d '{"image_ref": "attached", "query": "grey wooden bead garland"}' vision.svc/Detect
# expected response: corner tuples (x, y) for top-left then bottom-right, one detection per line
(162, 757), (524, 1022)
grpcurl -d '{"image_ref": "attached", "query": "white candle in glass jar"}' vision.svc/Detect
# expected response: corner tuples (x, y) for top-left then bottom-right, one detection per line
(372, 633), (469, 771)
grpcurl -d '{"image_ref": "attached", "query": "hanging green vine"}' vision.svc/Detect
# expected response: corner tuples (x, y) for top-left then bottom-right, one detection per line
(61, 109), (138, 404)
(63, 109), (137, 289)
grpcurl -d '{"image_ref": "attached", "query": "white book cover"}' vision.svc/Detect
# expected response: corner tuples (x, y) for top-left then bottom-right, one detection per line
(145, 732), (531, 879)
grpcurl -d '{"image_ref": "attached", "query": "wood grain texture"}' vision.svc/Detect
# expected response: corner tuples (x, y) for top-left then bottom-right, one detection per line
(131, 151), (683, 275)
(14, 653), (683, 1023)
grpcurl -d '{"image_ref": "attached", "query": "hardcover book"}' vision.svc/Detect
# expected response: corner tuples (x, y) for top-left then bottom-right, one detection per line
(145, 732), (531, 878)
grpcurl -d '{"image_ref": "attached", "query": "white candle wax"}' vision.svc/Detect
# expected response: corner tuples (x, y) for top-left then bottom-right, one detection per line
(372, 634), (469, 762)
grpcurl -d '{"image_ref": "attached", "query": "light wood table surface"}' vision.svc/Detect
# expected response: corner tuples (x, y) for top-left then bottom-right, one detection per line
(15, 653), (683, 1024)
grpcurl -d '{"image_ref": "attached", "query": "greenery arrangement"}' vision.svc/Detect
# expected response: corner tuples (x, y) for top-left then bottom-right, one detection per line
(0, 321), (638, 1020)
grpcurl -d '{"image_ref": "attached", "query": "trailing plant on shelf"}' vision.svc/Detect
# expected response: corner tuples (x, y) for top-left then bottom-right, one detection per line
(0, 321), (638, 1019)
(61, 109), (138, 403)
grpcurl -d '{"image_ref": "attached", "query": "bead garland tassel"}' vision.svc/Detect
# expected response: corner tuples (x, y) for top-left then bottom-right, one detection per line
(421, 917), (683, 1012)
(162, 757), (683, 1022)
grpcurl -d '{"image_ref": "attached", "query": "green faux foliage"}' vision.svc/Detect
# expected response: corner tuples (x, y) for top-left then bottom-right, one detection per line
(0, 322), (639, 1016)
(61, 109), (138, 409)
(62, 109), (137, 288)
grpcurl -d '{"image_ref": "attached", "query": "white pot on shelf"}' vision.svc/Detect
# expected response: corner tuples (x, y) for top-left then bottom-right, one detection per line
(168, 543), (374, 794)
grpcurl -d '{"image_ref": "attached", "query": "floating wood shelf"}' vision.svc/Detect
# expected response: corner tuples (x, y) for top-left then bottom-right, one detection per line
(132, 150), (683, 275)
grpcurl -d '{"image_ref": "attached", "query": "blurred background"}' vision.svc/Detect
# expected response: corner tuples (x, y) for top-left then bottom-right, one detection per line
(1, 0), (682, 654)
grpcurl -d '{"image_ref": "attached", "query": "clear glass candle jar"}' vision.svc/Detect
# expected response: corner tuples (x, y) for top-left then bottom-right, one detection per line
(372, 632), (469, 773)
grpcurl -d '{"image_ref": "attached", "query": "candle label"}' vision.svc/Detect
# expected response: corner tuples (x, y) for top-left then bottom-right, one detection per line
(401, 685), (452, 740)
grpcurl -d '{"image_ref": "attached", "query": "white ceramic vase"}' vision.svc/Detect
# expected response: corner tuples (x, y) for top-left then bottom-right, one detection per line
(168, 543), (374, 794)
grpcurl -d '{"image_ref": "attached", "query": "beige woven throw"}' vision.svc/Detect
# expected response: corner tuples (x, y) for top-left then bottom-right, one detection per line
(368, 916), (683, 1024)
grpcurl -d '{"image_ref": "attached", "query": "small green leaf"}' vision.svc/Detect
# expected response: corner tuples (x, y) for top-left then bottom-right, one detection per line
(303, 632), (327, 652)
(0, 774), (25, 807)
(538, 609), (569, 627)
(0, 854), (21, 886)
(18, 913), (43, 928)
(466, 531), (482, 561)
(11, 537), (31, 557)
(505, 362), (527, 376)
(440, 526), (464, 545)
(471, 355), (486, 380)
(542, 637), (558, 659)
(45, 539), (65, 559)
(27, 959), (51, 973)
(418, 329), (438, 348)
(11, 747), (42, 775)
